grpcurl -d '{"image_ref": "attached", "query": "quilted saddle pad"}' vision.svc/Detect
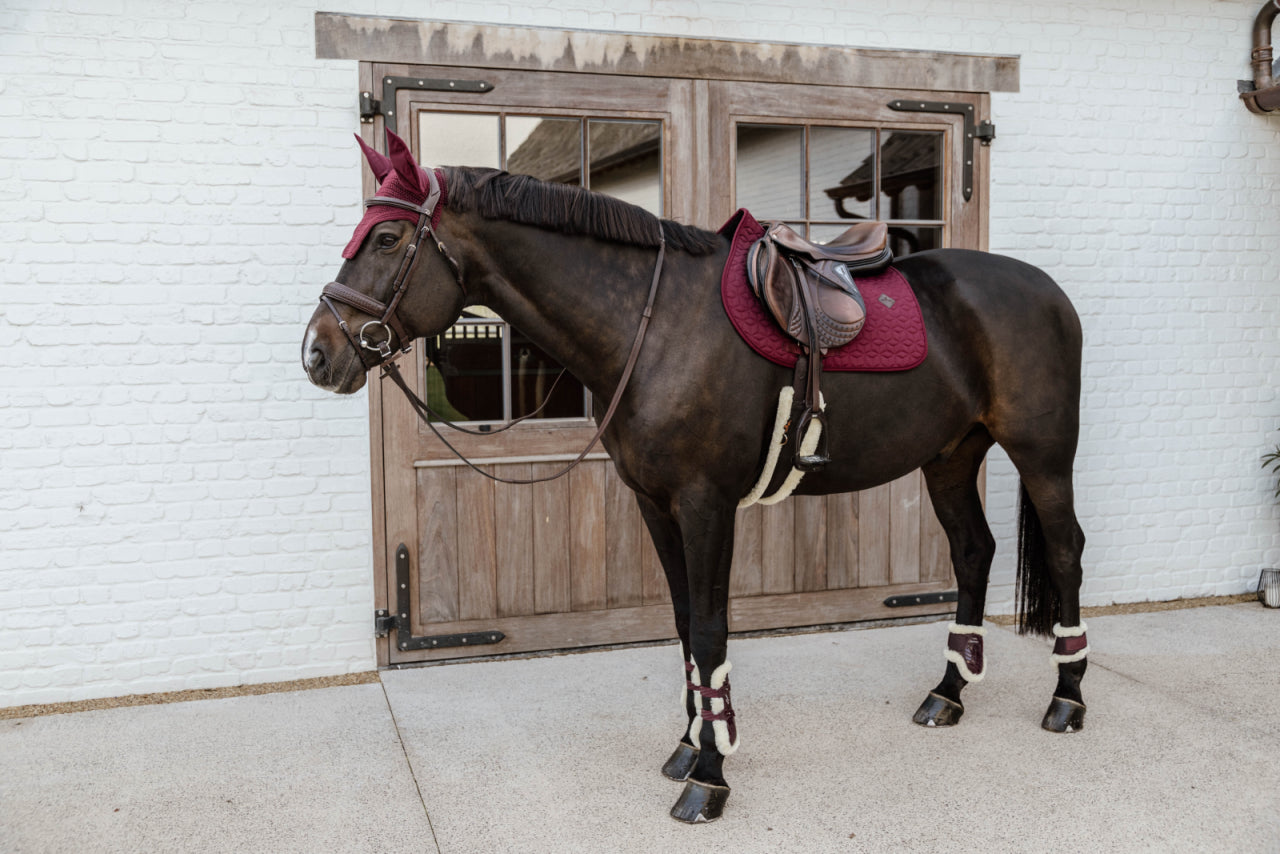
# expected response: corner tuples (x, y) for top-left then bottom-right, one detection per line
(718, 209), (927, 372)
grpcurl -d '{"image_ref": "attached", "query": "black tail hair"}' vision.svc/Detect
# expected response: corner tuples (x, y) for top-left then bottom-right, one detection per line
(1015, 482), (1059, 636)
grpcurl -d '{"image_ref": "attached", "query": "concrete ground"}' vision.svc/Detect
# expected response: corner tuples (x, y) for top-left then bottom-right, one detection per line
(2, 603), (1278, 853)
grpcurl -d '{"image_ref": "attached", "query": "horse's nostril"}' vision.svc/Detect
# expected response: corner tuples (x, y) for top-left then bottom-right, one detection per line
(306, 345), (327, 373)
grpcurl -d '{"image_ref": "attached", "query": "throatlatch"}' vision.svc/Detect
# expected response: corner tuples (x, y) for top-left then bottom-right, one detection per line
(944, 623), (987, 682)
(687, 659), (740, 756)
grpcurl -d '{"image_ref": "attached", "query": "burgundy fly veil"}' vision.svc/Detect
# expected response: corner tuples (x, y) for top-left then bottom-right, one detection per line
(342, 131), (447, 259)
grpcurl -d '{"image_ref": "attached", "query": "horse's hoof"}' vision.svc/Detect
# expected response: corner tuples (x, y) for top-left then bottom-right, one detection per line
(661, 741), (700, 781)
(912, 691), (964, 727)
(1041, 696), (1086, 733)
(670, 780), (731, 824)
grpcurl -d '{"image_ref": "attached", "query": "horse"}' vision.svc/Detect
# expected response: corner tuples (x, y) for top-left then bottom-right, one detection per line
(302, 131), (1088, 823)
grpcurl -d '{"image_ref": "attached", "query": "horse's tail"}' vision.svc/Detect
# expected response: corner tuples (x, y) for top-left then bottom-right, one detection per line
(1014, 482), (1059, 636)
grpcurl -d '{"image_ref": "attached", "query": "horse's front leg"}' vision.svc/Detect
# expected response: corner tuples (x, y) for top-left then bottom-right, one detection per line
(667, 490), (738, 824)
(634, 494), (700, 782)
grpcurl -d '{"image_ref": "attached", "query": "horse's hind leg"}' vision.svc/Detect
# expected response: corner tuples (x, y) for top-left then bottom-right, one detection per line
(913, 427), (996, 727)
(634, 493), (700, 782)
(1002, 440), (1089, 733)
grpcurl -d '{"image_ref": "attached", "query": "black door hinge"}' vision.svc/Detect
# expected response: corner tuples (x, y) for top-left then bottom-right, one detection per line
(883, 590), (959, 608)
(360, 76), (494, 124)
(377, 544), (507, 652)
(886, 99), (994, 202)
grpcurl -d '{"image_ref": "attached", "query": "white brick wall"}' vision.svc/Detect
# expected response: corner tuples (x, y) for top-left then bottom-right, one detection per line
(3, 0), (1278, 706)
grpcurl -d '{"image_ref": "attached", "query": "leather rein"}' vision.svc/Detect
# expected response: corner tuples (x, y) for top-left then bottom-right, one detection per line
(318, 171), (666, 485)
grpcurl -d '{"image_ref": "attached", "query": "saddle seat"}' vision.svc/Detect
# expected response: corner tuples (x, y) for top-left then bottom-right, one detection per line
(766, 220), (893, 266)
(745, 219), (894, 473)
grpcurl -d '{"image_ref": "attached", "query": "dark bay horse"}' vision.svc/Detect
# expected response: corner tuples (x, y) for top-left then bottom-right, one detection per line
(303, 132), (1088, 823)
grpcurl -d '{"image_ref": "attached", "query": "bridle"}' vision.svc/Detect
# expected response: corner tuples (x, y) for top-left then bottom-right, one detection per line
(319, 169), (459, 370)
(315, 166), (667, 485)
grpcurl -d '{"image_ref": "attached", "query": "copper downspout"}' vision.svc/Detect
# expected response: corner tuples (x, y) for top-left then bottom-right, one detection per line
(1241, 0), (1280, 113)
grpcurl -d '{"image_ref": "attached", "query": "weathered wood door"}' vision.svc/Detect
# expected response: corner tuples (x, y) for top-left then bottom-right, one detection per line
(364, 60), (989, 665)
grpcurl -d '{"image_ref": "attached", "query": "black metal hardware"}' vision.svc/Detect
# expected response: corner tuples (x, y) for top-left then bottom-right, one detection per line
(386, 543), (506, 651)
(886, 99), (994, 202)
(361, 76), (494, 124)
(883, 590), (959, 608)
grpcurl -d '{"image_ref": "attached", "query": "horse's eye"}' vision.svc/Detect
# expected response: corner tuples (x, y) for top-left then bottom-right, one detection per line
(376, 233), (398, 249)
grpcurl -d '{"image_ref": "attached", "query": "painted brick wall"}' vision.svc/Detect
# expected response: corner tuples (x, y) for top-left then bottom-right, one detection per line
(3, 0), (1278, 706)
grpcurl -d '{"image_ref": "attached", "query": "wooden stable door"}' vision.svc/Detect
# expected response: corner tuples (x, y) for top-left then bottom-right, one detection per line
(365, 60), (987, 665)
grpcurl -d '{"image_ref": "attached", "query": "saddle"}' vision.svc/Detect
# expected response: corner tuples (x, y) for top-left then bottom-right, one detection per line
(746, 221), (893, 471)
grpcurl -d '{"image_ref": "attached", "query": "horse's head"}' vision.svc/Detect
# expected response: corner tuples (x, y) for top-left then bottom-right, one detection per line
(302, 131), (467, 394)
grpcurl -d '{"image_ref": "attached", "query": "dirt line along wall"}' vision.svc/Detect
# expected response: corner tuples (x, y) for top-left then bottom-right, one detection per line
(2, 0), (1278, 707)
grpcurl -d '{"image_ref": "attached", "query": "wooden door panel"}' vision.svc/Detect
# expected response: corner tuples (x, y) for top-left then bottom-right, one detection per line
(729, 503), (763, 598)
(455, 469), (498, 620)
(857, 482), (893, 587)
(825, 491), (859, 589)
(760, 499), (795, 595)
(416, 467), (458, 626)
(568, 463), (607, 612)
(793, 494), (828, 593)
(494, 464), (535, 618)
(531, 467), (572, 615)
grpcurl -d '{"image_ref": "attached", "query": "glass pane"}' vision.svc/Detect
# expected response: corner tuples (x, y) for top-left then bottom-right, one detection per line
(879, 131), (943, 221)
(735, 124), (804, 219)
(506, 116), (582, 184)
(425, 322), (505, 423)
(809, 126), (875, 221)
(417, 112), (500, 169)
(887, 225), (943, 258)
(509, 327), (587, 420)
(588, 120), (662, 215)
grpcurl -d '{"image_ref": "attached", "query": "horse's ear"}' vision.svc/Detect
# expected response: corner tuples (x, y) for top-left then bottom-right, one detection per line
(385, 130), (430, 196)
(354, 133), (392, 183)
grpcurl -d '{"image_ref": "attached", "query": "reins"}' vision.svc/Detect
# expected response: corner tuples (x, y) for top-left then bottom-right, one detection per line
(319, 169), (667, 486)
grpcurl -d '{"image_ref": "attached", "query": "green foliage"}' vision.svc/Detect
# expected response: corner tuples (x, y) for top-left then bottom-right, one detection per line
(1264, 444), (1280, 499)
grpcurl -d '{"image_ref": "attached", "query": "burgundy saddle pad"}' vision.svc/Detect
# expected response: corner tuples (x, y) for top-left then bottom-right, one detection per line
(719, 209), (927, 372)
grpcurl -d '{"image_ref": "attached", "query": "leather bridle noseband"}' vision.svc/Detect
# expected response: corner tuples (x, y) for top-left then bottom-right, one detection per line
(315, 166), (667, 485)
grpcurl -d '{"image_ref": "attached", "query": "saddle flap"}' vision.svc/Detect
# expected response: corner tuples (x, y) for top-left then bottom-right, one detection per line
(747, 233), (867, 351)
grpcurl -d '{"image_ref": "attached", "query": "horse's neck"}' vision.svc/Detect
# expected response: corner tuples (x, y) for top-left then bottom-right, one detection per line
(467, 219), (665, 398)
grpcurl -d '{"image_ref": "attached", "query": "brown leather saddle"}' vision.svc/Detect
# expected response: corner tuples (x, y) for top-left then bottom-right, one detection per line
(746, 221), (893, 471)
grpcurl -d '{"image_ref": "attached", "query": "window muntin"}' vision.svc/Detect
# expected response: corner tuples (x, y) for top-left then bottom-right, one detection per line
(416, 111), (663, 424)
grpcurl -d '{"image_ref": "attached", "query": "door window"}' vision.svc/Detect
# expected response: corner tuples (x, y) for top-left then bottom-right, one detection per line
(735, 123), (945, 257)
(416, 111), (663, 424)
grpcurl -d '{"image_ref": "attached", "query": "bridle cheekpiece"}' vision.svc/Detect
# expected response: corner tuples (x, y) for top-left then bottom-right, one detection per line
(319, 136), (461, 371)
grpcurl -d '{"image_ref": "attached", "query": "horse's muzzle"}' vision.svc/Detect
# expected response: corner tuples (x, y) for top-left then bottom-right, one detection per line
(303, 322), (368, 394)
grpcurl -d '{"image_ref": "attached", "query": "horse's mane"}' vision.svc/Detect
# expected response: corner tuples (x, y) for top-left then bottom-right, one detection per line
(440, 166), (721, 256)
